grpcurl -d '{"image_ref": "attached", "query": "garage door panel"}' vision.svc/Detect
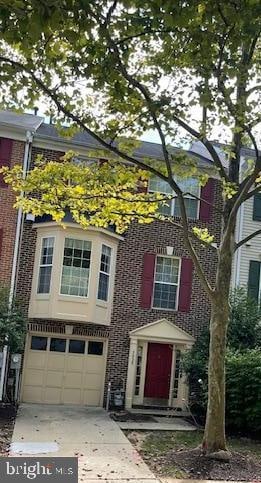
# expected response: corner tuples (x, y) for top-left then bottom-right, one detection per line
(83, 373), (103, 390)
(63, 388), (81, 405)
(47, 354), (65, 370)
(24, 369), (45, 386)
(84, 357), (104, 373)
(66, 356), (85, 372)
(83, 390), (100, 406)
(44, 387), (62, 404)
(64, 372), (83, 388)
(45, 371), (64, 387)
(22, 335), (106, 406)
(23, 386), (43, 403)
(26, 352), (46, 369)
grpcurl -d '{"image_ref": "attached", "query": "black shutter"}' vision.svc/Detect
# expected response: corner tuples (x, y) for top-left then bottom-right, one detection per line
(248, 260), (261, 303)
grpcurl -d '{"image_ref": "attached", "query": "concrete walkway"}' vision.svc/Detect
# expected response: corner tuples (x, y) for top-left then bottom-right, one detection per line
(10, 404), (160, 482)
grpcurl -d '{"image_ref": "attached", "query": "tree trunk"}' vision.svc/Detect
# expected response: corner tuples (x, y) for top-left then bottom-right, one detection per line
(203, 234), (234, 454)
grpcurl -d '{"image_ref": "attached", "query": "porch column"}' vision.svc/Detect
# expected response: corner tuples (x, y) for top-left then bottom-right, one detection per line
(125, 338), (138, 409)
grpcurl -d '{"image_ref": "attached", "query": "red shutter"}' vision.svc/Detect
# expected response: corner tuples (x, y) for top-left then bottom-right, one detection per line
(199, 178), (215, 222)
(140, 253), (156, 308)
(0, 138), (13, 188)
(178, 258), (193, 312)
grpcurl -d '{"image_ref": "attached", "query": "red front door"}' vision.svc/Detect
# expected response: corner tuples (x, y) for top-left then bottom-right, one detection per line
(144, 343), (173, 399)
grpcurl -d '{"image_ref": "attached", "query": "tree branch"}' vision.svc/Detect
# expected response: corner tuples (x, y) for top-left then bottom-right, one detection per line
(235, 229), (261, 250)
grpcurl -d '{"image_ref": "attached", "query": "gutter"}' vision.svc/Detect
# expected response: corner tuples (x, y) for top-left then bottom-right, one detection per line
(0, 130), (34, 401)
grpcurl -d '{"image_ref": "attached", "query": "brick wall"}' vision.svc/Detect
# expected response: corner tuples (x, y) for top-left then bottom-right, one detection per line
(0, 140), (25, 286)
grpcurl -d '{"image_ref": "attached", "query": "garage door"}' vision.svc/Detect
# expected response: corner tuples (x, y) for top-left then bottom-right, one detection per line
(22, 334), (106, 405)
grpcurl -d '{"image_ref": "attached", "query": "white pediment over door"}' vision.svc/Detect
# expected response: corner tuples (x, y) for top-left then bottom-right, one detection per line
(130, 318), (195, 345)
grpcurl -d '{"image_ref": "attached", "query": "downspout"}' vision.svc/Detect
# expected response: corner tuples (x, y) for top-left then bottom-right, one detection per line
(0, 130), (34, 401)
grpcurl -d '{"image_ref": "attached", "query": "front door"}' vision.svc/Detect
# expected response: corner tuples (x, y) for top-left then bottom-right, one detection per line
(144, 343), (173, 399)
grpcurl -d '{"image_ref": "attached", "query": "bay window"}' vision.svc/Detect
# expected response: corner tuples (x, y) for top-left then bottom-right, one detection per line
(153, 256), (180, 310)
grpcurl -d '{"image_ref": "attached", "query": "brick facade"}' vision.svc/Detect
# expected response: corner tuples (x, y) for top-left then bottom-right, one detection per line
(14, 145), (222, 403)
(0, 140), (25, 286)
(105, 180), (223, 391)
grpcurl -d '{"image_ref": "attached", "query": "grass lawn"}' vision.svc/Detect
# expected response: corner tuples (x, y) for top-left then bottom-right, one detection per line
(127, 430), (261, 480)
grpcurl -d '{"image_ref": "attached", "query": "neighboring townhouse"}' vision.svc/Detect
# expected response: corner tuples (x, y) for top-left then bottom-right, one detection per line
(232, 147), (261, 304)
(1, 111), (223, 410)
(0, 111), (43, 288)
(190, 141), (261, 305)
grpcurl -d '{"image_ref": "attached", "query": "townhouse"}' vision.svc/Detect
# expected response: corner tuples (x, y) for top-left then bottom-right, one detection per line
(1, 111), (224, 410)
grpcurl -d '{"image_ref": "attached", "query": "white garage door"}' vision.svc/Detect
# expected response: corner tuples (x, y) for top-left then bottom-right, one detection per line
(22, 334), (106, 405)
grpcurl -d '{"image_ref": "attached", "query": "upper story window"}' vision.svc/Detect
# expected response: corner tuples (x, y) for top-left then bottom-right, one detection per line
(98, 244), (112, 301)
(37, 237), (54, 294)
(149, 176), (200, 219)
(153, 256), (180, 310)
(60, 238), (92, 297)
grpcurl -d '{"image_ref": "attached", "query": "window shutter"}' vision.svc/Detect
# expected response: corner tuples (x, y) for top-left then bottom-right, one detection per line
(178, 258), (193, 312)
(199, 178), (215, 222)
(253, 193), (261, 221)
(140, 253), (156, 308)
(0, 138), (13, 188)
(248, 260), (261, 303)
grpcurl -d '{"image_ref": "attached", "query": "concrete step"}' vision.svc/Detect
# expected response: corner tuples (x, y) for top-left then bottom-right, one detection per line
(130, 408), (189, 417)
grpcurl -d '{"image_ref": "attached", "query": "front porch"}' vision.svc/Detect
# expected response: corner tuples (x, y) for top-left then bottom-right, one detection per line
(125, 319), (195, 410)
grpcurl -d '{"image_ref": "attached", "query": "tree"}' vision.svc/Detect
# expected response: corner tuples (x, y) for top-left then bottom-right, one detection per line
(0, 0), (260, 455)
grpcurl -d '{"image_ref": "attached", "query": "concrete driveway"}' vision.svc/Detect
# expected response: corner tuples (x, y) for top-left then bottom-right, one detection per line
(10, 404), (159, 482)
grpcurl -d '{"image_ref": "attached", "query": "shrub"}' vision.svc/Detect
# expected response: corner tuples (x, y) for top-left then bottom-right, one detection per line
(226, 350), (261, 433)
(0, 286), (26, 353)
(183, 287), (261, 432)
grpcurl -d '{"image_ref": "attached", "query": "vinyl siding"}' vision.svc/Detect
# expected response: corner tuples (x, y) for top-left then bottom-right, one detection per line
(232, 195), (261, 289)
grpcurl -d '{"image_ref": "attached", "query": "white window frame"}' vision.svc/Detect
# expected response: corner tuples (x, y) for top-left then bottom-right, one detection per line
(97, 244), (112, 302)
(152, 255), (181, 311)
(37, 236), (55, 294)
(59, 237), (92, 298)
(149, 177), (200, 219)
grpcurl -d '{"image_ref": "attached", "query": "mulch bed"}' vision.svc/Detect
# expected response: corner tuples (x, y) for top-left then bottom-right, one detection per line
(110, 411), (156, 422)
(0, 405), (16, 456)
(144, 446), (261, 481)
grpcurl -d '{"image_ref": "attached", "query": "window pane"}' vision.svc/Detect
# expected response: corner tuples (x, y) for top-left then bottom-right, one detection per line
(98, 245), (111, 301)
(50, 338), (66, 352)
(176, 176), (199, 196)
(69, 339), (85, 354)
(153, 282), (177, 309)
(38, 266), (52, 294)
(88, 341), (103, 355)
(38, 237), (54, 294)
(31, 336), (47, 351)
(149, 177), (172, 194)
(174, 198), (198, 219)
(155, 257), (179, 284)
(61, 238), (91, 297)
(98, 273), (109, 301)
